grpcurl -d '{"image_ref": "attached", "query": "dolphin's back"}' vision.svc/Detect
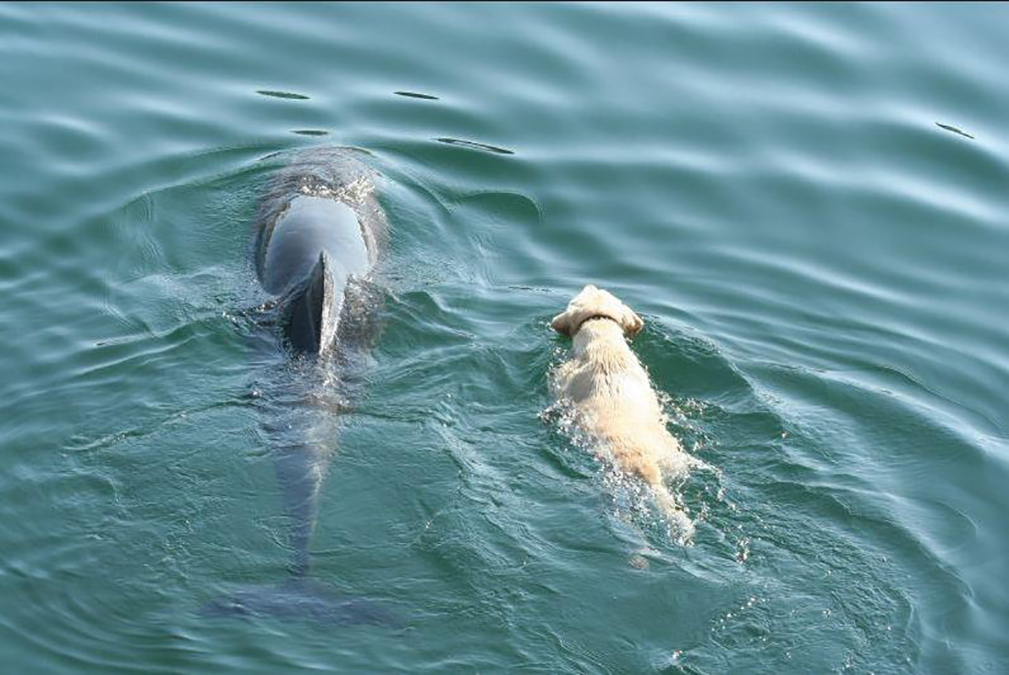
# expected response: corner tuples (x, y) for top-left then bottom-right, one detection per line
(260, 195), (371, 353)
(262, 196), (369, 296)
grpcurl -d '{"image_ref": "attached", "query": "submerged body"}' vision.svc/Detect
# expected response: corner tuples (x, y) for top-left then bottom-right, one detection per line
(206, 148), (392, 623)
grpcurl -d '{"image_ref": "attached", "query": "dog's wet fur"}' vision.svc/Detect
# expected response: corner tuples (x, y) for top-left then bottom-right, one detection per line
(551, 285), (693, 537)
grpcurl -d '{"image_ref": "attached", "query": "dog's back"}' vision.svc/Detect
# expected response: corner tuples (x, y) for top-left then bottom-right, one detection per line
(551, 286), (693, 533)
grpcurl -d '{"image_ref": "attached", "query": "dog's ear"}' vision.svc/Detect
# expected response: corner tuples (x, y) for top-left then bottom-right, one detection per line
(621, 308), (644, 337)
(551, 312), (571, 336)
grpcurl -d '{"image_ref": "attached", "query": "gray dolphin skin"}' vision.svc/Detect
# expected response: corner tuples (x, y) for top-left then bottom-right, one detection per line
(203, 148), (396, 626)
(254, 147), (386, 355)
(261, 197), (368, 353)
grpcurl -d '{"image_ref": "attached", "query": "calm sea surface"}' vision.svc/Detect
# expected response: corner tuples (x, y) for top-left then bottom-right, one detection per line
(1, 3), (1007, 672)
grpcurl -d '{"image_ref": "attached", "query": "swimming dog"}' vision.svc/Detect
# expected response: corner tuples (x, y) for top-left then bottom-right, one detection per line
(550, 285), (692, 534)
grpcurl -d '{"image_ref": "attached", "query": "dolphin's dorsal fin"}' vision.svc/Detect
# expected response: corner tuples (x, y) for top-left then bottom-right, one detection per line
(282, 251), (336, 353)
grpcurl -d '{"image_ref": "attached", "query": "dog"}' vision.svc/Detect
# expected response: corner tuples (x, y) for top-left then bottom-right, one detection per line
(550, 285), (693, 534)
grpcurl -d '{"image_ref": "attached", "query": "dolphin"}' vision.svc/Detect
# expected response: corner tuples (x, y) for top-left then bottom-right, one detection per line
(202, 148), (396, 625)
(252, 147), (386, 355)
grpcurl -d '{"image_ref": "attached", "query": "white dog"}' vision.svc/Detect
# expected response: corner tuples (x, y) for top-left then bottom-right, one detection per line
(550, 285), (693, 533)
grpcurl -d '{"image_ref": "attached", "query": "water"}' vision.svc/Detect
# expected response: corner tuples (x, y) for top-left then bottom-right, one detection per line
(1, 3), (1007, 672)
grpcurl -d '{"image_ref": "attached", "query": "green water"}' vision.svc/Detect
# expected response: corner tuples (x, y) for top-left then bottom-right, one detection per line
(1, 3), (1007, 672)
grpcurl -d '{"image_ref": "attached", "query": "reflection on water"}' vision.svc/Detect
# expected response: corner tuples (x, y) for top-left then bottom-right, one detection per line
(435, 137), (515, 155)
(256, 90), (311, 100)
(394, 91), (440, 101)
(935, 122), (975, 139)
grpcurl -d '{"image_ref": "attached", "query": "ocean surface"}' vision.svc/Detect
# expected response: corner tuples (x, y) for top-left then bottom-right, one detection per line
(1, 3), (1007, 672)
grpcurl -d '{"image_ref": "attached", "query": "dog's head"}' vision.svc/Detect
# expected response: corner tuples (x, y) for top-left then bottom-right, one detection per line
(551, 285), (644, 338)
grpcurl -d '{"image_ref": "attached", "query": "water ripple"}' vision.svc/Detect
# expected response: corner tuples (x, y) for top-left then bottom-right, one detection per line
(2, 2), (1008, 673)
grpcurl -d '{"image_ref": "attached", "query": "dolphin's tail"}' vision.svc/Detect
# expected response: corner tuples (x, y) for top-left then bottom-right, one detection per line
(281, 250), (337, 354)
(200, 578), (402, 627)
